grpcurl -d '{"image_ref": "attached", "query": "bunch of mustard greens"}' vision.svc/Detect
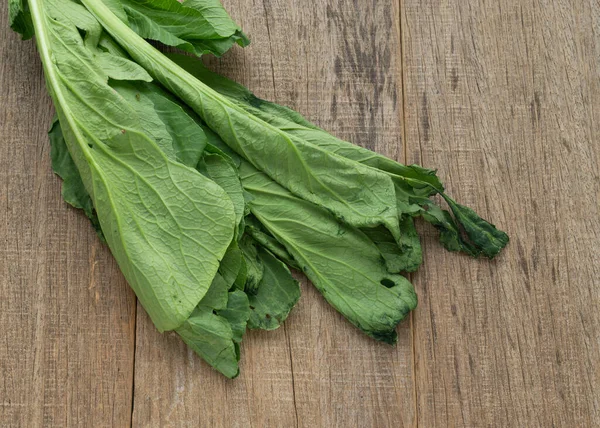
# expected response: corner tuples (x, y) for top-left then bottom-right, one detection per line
(10, 0), (508, 378)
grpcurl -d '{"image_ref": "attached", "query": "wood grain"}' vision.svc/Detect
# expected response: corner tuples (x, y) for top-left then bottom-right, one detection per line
(402, 0), (600, 426)
(131, 1), (414, 427)
(0, 11), (137, 428)
(2, 0), (599, 427)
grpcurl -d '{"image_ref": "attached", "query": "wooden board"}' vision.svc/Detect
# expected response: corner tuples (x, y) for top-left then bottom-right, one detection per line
(0, 15), (136, 428)
(402, 1), (600, 426)
(1, 1), (598, 427)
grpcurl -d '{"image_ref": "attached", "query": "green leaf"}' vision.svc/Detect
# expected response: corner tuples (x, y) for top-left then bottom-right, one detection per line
(94, 52), (153, 82)
(218, 242), (244, 290)
(47, 0), (104, 46)
(102, 0), (128, 23)
(240, 162), (417, 344)
(197, 150), (248, 289)
(249, 100), (509, 259)
(418, 202), (473, 254)
(233, 251), (248, 290)
(175, 272), (248, 378)
(160, 56), (441, 191)
(174, 0), (250, 51)
(9, 0), (35, 40)
(396, 216), (423, 271)
(49, 76), (209, 241)
(112, 80), (207, 167)
(182, 0), (245, 32)
(363, 215), (422, 274)
(443, 197), (510, 259)
(48, 119), (105, 241)
(42, 18), (244, 377)
(176, 308), (240, 378)
(198, 273), (229, 310)
(238, 234), (264, 295)
(244, 216), (299, 269)
(247, 247), (301, 331)
(217, 290), (250, 343)
(176, 279), (249, 378)
(119, 0), (248, 57)
(30, 0), (236, 331)
(200, 152), (245, 228)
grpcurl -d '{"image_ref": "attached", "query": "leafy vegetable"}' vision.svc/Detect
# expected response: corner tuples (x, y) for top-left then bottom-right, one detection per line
(48, 118), (104, 240)
(176, 274), (250, 378)
(110, 80), (206, 166)
(238, 234), (264, 295)
(244, 216), (299, 270)
(117, 0), (249, 57)
(363, 219), (422, 273)
(82, 0), (406, 243)
(38, 16), (297, 374)
(19, 0), (253, 376)
(9, 0), (34, 39)
(168, 55), (509, 259)
(49, 101), (255, 377)
(239, 162), (417, 343)
(247, 246), (301, 331)
(12, 0), (509, 379)
(200, 152), (245, 230)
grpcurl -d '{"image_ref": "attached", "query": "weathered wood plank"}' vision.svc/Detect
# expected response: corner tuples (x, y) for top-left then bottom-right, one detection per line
(401, 1), (600, 426)
(131, 1), (414, 427)
(7, 1), (598, 426)
(0, 10), (137, 428)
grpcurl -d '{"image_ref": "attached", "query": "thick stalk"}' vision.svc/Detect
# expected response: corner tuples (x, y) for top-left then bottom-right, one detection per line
(28, 0), (97, 195)
(28, 0), (91, 160)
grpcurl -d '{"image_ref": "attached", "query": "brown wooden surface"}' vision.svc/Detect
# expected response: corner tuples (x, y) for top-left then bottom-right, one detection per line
(1, 1), (598, 427)
(0, 11), (137, 428)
